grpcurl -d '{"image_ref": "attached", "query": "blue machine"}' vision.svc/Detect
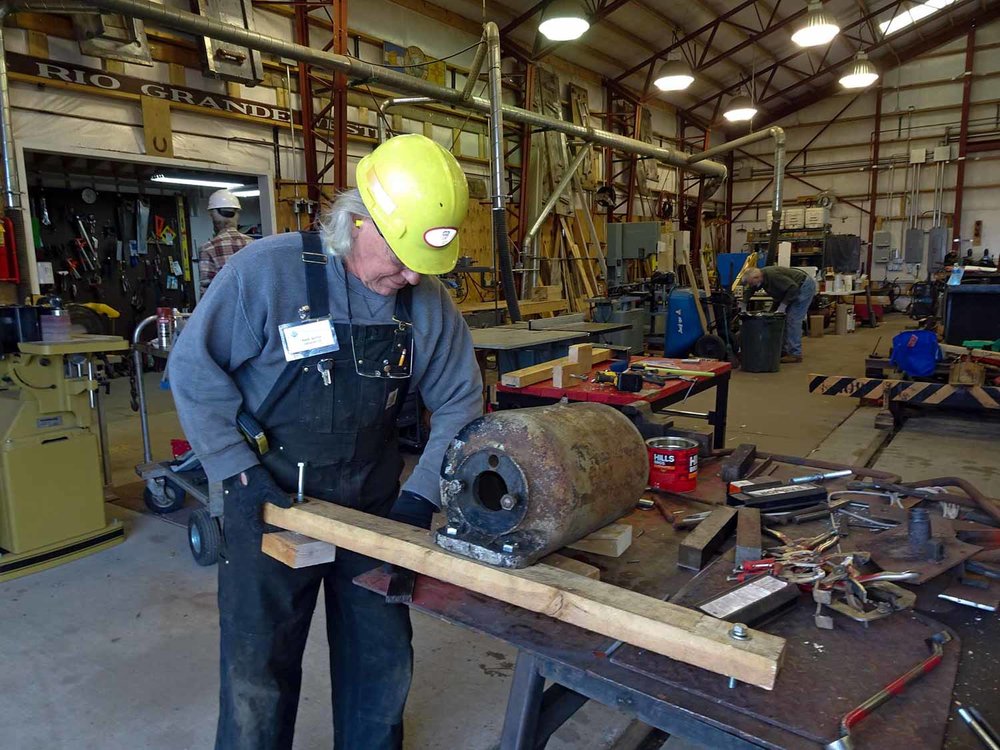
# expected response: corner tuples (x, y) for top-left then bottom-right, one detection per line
(662, 288), (705, 357)
(716, 252), (766, 288)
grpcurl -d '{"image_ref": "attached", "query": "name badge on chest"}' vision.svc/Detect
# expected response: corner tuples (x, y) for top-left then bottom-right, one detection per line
(278, 316), (340, 361)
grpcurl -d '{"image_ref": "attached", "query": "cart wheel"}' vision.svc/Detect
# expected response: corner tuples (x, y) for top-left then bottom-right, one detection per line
(143, 481), (187, 514)
(694, 334), (728, 360)
(188, 508), (221, 567)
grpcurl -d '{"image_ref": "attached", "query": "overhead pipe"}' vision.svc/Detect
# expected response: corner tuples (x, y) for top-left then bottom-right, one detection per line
(20, 0), (727, 181)
(688, 126), (785, 259)
(376, 96), (434, 144)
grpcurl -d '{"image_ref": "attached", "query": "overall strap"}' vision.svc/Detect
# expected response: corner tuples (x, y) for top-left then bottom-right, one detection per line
(394, 284), (414, 323)
(299, 230), (330, 319)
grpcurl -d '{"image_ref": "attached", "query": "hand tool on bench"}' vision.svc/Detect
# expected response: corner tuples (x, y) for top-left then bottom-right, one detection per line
(958, 706), (1000, 750)
(826, 631), (952, 750)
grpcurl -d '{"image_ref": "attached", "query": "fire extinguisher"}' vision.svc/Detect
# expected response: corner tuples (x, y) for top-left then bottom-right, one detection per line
(0, 215), (20, 283)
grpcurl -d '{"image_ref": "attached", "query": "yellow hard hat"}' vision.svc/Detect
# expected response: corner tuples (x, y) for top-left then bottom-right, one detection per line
(356, 133), (469, 275)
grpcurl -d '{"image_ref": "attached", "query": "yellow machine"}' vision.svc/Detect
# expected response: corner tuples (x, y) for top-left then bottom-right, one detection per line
(0, 334), (128, 581)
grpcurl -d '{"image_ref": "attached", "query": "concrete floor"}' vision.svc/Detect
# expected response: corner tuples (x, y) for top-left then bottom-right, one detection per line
(2, 313), (958, 750)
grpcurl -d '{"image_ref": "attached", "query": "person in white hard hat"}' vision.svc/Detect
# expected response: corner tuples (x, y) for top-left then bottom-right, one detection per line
(198, 188), (253, 293)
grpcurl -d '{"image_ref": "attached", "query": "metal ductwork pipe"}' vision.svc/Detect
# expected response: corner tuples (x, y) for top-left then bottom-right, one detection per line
(376, 96), (433, 144)
(687, 126), (785, 260)
(20, 0), (727, 181)
(483, 21), (519, 322)
(437, 403), (649, 568)
(0, 5), (22, 210)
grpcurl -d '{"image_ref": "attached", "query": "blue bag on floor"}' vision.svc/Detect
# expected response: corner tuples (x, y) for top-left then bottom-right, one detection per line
(890, 329), (940, 377)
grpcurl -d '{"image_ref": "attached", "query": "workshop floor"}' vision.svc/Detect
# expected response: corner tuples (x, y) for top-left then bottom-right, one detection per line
(3, 314), (942, 750)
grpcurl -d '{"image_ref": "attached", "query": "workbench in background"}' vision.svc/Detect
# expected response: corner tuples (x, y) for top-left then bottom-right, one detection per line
(496, 356), (732, 448)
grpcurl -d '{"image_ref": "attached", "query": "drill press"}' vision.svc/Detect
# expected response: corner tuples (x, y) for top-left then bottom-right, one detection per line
(0, 327), (128, 581)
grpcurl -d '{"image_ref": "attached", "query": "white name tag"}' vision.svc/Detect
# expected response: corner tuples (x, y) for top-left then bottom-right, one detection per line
(278, 317), (340, 361)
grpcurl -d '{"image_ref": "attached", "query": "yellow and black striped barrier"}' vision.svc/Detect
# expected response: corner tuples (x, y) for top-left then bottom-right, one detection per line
(809, 374), (1000, 410)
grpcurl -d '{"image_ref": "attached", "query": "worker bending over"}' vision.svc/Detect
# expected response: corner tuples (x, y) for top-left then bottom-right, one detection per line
(198, 188), (253, 292)
(168, 134), (483, 749)
(743, 266), (818, 363)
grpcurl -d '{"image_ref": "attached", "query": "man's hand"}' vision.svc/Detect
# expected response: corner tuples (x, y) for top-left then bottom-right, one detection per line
(225, 464), (292, 532)
(388, 490), (436, 529)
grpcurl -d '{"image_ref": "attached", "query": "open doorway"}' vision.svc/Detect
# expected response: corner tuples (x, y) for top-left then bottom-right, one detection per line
(17, 146), (274, 341)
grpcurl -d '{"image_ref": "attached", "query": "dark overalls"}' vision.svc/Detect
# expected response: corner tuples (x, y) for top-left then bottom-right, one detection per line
(217, 233), (414, 749)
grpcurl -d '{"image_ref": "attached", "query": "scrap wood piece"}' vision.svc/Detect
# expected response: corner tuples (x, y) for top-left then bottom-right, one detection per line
(542, 553), (601, 580)
(501, 347), (612, 388)
(262, 531), (337, 568)
(735, 507), (763, 566)
(552, 343), (594, 387)
(264, 501), (786, 690)
(565, 522), (632, 557)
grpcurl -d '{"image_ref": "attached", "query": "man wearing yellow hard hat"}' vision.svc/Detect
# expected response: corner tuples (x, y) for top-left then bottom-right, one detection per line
(168, 134), (482, 749)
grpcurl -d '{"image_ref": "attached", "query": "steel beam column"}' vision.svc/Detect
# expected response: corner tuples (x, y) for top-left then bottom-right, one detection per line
(866, 84), (883, 273)
(952, 27), (976, 246)
(293, 3), (319, 206)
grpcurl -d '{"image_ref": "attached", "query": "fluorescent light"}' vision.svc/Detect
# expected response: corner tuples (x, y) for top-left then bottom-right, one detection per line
(151, 174), (244, 189)
(839, 51), (879, 89)
(724, 95), (758, 123)
(879, 0), (955, 35)
(654, 59), (695, 92)
(792, 1), (840, 47)
(538, 0), (589, 42)
(231, 189), (260, 198)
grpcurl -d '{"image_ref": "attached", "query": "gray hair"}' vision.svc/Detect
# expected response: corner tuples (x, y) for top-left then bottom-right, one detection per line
(317, 188), (371, 257)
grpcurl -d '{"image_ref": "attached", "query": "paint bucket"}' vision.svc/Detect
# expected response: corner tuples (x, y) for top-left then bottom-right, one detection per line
(646, 437), (700, 493)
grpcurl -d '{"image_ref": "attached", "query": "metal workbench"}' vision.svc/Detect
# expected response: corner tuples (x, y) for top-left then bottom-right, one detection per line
(355, 454), (997, 750)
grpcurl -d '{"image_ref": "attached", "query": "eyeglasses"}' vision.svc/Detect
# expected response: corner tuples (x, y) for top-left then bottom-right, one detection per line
(370, 219), (407, 272)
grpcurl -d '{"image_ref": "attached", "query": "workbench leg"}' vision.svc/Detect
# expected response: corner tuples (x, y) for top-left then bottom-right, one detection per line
(500, 651), (545, 750)
(711, 373), (730, 449)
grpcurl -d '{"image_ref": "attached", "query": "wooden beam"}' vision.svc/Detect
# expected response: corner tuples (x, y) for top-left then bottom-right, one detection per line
(500, 347), (612, 388)
(262, 531), (338, 568)
(264, 502), (786, 689)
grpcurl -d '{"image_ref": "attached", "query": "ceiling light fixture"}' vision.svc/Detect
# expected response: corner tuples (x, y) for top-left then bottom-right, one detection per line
(538, 0), (589, 42)
(150, 174), (244, 189)
(231, 188), (261, 198)
(723, 94), (758, 123)
(839, 51), (879, 89)
(792, 0), (840, 47)
(653, 59), (695, 92)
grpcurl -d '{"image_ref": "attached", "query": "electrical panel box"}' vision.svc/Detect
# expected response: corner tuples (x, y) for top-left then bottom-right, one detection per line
(932, 146), (951, 163)
(910, 148), (927, 164)
(784, 208), (805, 229)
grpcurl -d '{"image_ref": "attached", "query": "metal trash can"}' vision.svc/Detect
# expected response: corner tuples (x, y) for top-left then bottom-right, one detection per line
(740, 312), (786, 372)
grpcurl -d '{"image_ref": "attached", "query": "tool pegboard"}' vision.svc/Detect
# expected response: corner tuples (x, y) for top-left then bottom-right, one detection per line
(28, 186), (194, 341)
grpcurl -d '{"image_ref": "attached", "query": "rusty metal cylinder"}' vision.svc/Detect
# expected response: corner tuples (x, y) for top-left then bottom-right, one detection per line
(436, 402), (648, 568)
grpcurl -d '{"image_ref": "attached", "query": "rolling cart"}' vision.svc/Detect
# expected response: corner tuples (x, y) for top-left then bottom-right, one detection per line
(132, 311), (222, 567)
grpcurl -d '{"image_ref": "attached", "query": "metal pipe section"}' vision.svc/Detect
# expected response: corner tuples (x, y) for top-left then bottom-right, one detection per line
(461, 37), (487, 101)
(687, 127), (785, 257)
(524, 146), (588, 244)
(21, 0), (726, 179)
(0, 6), (22, 210)
(377, 96), (434, 144)
(132, 314), (158, 463)
(483, 21), (519, 322)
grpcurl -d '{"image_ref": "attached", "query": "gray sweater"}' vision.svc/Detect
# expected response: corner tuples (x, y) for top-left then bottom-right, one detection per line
(167, 232), (483, 504)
